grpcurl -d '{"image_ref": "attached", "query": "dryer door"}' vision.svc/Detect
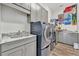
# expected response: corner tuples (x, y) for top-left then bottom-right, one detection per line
(44, 25), (52, 43)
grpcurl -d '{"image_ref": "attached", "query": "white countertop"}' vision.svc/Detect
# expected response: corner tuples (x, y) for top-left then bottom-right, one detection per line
(0, 34), (36, 44)
(56, 30), (79, 33)
(64, 30), (79, 34)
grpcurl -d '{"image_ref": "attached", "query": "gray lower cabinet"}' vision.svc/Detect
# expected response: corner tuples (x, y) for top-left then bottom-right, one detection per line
(0, 35), (36, 56)
(1, 41), (36, 56)
(1, 46), (24, 56)
(24, 41), (36, 56)
(56, 31), (78, 45)
(56, 32), (63, 43)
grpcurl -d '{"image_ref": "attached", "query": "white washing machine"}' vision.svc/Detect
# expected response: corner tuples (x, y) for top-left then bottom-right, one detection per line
(30, 21), (53, 56)
(41, 23), (53, 56)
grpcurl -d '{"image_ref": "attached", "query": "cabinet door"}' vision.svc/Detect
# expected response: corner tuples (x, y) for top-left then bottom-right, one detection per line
(31, 3), (37, 22)
(36, 4), (42, 21)
(59, 31), (77, 45)
(2, 4), (27, 23)
(24, 3), (31, 10)
(41, 8), (44, 22)
(58, 32), (64, 42)
(2, 46), (24, 56)
(24, 41), (36, 56)
(41, 8), (48, 23)
(45, 10), (48, 23)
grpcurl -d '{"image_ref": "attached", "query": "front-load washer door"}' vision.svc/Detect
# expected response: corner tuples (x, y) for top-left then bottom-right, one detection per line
(41, 23), (53, 49)
(44, 25), (52, 44)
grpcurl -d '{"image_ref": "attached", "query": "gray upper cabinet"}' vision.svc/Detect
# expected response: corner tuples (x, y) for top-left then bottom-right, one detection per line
(31, 3), (48, 23)
(41, 8), (48, 23)
(31, 3), (37, 22)
(36, 4), (42, 21)
(15, 3), (31, 11)
(3, 3), (31, 14)
(1, 4), (27, 24)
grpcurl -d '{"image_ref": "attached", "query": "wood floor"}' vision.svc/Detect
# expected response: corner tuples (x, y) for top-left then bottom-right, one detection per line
(49, 43), (79, 56)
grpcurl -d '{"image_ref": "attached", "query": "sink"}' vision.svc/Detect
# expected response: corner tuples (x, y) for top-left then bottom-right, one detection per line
(2, 31), (30, 38)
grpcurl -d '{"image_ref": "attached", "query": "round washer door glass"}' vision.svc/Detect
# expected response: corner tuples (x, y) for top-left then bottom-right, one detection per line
(44, 25), (52, 42)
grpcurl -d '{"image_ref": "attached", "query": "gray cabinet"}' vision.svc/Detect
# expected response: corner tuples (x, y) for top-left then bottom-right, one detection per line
(15, 3), (31, 11)
(0, 35), (36, 56)
(41, 8), (48, 23)
(58, 32), (64, 42)
(57, 31), (78, 45)
(62, 31), (77, 45)
(31, 3), (42, 22)
(31, 3), (48, 23)
(1, 4), (27, 24)
(2, 3), (30, 14)
(24, 41), (36, 56)
(2, 46), (24, 56)
(1, 41), (36, 56)
(36, 4), (42, 21)
(31, 3), (37, 22)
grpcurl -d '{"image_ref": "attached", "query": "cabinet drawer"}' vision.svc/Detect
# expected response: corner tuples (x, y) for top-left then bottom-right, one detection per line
(1, 37), (36, 52)
(1, 45), (24, 56)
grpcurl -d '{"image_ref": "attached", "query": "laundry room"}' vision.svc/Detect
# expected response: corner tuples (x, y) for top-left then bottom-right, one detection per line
(0, 2), (79, 56)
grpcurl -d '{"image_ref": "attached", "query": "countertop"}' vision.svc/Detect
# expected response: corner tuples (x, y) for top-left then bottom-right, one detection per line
(0, 34), (36, 44)
(56, 29), (79, 33)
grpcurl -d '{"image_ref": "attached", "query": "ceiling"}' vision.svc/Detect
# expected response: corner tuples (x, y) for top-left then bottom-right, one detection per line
(41, 3), (75, 13)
